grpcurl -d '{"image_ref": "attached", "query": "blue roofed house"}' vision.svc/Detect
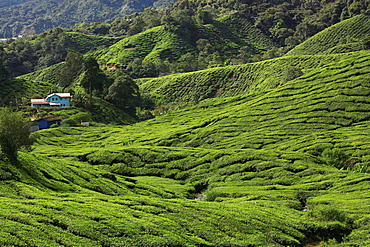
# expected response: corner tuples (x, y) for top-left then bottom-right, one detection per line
(31, 93), (71, 108)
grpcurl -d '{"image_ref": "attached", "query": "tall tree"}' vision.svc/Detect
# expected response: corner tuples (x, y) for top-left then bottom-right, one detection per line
(0, 108), (37, 164)
(58, 52), (83, 90)
(80, 57), (108, 105)
(105, 74), (141, 116)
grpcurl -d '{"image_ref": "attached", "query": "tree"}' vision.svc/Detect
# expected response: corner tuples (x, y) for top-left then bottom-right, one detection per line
(126, 59), (159, 78)
(127, 17), (146, 36)
(0, 108), (37, 164)
(72, 86), (88, 108)
(176, 53), (198, 72)
(57, 52), (83, 90)
(196, 10), (213, 24)
(80, 57), (109, 105)
(0, 57), (9, 82)
(105, 74), (141, 116)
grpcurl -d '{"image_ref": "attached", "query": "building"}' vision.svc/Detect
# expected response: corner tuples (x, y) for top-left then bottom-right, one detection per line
(30, 121), (40, 132)
(31, 93), (71, 108)
(30, 116), (62, 132)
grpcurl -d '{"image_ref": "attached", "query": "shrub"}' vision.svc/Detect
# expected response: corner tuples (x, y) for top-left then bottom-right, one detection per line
(321, 148), (349, 169)
(205, 189), (225, 201)
(314, 207), (352, 224)
(137, 108), (154, 121)
(283, 66), (303, 83)
(0, 108), (38, 163)
(69, 112), (91, 123)
(362, 37), (370, 49)
(60, 118), (78, 127)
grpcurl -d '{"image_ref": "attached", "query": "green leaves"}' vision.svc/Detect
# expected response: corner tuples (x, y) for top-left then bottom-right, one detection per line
(362, 36), (370, 50)
(0, 108), (37, 163)
(321, 148), (349, 169)
(0, 57), (9, 82)
(57, 51), (83, 89)
(80, 57), (110, 105)
(105, 74), (141, 116)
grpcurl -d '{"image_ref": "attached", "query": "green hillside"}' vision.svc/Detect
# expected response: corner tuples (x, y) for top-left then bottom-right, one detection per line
(0, 76), (136, 125)
(1, 28), (123, 78)
(96, 14), (273, 69)
(1, 49), (370, 246)
(0, 79), (52, 106)
(135, 14), (370, 109)
(17, 13), (275, 82)
(102, 50), (370, 168)
(5, 2), (370, 79)
(18, 64), (64, 85)
(215, 14), (274, 51)
(137, 52), (355, 108)
(66, 32), (122, 54)
(286, 14), (370, 56)
(96, 26), (196, 66)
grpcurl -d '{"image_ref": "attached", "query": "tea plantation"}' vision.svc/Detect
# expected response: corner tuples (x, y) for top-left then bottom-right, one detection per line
(1, 46), (370, 246)
(2, 12), (370, 247)
(286, 14), (370, 56)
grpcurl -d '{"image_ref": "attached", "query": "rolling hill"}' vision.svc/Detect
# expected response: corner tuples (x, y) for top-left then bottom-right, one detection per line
(0, 48), (370, 246)
(96, 26), (197, 66)
(286, 14), (370, 56)
(1, 48), (370, 246)
(137, 52), (353, 107)
(4, 0), (370, 79)
(2, 4), (370, 246)
(95, 14), (274, 68)
(135, 13), (370, 108)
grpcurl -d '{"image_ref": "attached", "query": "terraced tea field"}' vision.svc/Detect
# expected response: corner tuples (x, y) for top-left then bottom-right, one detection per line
(286, 14), (370, 56)
(138, 51), (358, 108)
(3, 12), (370, 245)
(1, 49), (370, 246)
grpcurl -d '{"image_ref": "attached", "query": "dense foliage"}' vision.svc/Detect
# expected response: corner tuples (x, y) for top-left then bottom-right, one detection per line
(0, 51), (9, 81)
(1, 28), (121, 77)
(105, 74), (141, 116)
(3, 0), (370, 79)
(58, 53), (83, 91)
(90, 0), (370, 78)
(0, 0), (176, 38)
(0, 108), (37, 163)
